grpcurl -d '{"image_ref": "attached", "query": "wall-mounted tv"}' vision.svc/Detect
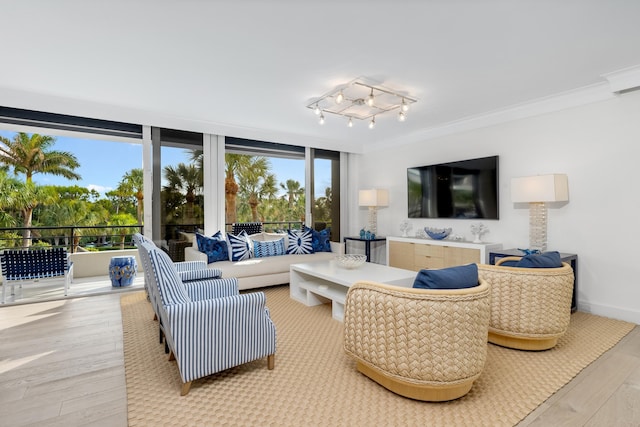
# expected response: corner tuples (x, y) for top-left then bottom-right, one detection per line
(407, 155), (499, 219)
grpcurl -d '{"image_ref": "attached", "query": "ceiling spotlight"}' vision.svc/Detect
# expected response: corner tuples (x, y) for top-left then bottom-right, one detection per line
(335, 91), (344, 104)
(369, 116), (376, 129)
(313, 103), (321, 115)
(398, 111), (406, 122)
(348, 117), (353, 128)
(319, 113), (325, 125)
(401, 98), (410, 112)
(367, 88), (375, 107)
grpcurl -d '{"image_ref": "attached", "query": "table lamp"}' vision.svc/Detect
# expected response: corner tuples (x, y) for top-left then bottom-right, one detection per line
(358, 189), (389, 235)
(511, 174), (569, 252)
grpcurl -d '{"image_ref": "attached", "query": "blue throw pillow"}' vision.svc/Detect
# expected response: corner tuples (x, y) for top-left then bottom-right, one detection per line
(413, 264), (479, 289)
(516, 251), (563, 268)
(195, 231), (229, 263)
(227, 230), (253, 261)
(254, 238), (286, 258)
(310, 227), (332, 253)
(286, 228), (314, 254)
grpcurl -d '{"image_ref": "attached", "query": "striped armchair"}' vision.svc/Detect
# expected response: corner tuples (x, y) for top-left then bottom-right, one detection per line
(134, 235), (226, 348)
(146, 245), (276, 395)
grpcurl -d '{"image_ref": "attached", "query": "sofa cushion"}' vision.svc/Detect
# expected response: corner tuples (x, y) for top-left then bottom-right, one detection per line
(211, 252), (336, 278)
(310, 227), (332, 253)
(195, 232), (229, 263)
(227, 230), (253, 261)
(254, 238), (286, 258)
(287, 228), (314, 255)
(413, 264), (479, 289)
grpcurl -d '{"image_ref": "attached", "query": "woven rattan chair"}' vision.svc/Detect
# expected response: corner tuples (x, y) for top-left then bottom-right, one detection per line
(477, 257), (575, 351)
(343, 280), (491, 402)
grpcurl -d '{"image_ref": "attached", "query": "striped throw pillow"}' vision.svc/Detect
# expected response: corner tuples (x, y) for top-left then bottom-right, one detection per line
(254, 238), (285, 258)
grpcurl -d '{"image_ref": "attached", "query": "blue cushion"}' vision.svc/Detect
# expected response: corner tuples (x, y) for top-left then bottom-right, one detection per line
(286, 228), (314, 254)
(227, 230), (253, 261)
(195, 232), (229, 263)
(310, 227), (332, 253)
(515, 251), (563, 268)
(413, 264), (479, 289)
(254, 238), (286, 258)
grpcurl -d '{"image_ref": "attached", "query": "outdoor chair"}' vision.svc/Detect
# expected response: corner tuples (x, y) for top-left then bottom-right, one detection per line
(343, 279), (491, 401)
(1, 248), (74, 304)
(478, 258), (575, 350)
(146, 245), (276, 395)
(231, 222), (263, 235)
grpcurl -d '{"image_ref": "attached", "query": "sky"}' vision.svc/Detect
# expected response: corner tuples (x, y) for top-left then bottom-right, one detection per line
(0, 130), (330, 198)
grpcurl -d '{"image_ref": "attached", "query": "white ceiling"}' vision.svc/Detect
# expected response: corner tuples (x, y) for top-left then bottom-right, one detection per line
(2, 1), (640, 153)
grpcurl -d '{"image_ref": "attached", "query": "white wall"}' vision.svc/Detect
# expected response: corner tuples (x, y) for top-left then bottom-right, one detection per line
(356, 89), (640, 324)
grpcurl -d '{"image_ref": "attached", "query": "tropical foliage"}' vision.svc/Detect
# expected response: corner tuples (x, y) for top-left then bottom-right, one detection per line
(0, 132), (335, 249)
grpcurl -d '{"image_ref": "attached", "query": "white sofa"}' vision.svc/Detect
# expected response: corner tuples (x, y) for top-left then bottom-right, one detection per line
(183, 232), (344, 290)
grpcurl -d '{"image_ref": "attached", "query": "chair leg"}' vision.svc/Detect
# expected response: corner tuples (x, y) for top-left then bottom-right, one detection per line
(159, 325), (163, 344)
(268, 354), (275, 370)
(181, 381), (192, 396)
(168, 350), (175, 361)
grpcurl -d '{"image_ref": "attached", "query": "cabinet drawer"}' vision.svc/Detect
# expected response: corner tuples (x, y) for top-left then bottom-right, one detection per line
(414, 254), (445, 270)
(414, 244), (444, 257)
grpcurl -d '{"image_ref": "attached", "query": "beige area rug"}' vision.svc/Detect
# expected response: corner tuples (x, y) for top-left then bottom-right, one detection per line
(122, 286), (635, 427)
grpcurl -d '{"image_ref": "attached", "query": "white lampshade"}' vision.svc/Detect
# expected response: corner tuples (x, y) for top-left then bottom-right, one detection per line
(359, 189), (389, 207)
(511, 174), (569, 203)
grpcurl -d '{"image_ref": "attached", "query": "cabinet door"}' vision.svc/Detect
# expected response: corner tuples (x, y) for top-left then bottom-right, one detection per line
(443, 246), (480, 267)
(388, 241), (416, 270)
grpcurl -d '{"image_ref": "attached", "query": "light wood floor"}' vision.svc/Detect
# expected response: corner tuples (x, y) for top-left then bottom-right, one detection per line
(0, 292), (638, 426)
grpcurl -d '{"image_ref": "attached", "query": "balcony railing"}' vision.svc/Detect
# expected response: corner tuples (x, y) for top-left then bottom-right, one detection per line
(0, 225), (144, 253)
(1, 220), (332, 253)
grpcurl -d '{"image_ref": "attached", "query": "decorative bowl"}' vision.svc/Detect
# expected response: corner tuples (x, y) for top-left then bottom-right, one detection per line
(424, 227), (452, 240)
(335, 254), (367, 269)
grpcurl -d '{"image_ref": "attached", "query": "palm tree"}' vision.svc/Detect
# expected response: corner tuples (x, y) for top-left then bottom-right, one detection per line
(225, 154), (251, 225)
(238, 157), (278, 222)
(280, 179), (304, 208)
(0, 133), (80, 183)
(163, 163), (202, 223)
(0, 132), (81, 246)
(120, 168), (144, 224)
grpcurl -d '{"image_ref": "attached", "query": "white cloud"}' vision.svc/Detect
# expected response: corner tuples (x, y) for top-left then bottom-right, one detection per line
(87, 184), (112, 194)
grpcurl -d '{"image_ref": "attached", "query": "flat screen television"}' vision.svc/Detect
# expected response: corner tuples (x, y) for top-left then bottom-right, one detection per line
(407, 155), (499, 219)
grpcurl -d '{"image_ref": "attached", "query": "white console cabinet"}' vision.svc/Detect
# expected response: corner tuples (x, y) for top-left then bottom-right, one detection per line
(386, 236), (501, 271)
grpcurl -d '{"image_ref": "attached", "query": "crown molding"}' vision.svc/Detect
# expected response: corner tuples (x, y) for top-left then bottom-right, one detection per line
(366, 81), (617, 152)
(601, 64), (640, 93)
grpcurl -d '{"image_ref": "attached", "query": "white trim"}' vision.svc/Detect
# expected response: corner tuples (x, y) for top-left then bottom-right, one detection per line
(366, 82), (615, 152)
(578, 300), (640, 325)
(142, 125), (153, 238)
(601, 64), (640, 93)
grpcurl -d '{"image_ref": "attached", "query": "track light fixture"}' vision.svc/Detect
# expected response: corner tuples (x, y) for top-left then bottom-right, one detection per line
(401, 98), (410, 112)
(307, 78), (417, 129)
(366, 89), (375, 107)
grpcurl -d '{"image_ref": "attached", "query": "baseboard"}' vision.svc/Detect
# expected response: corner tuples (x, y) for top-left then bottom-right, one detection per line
(578, 299), (640, 325)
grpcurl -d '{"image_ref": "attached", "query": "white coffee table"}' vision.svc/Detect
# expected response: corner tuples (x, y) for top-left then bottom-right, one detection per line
(290, 259), (417, 322)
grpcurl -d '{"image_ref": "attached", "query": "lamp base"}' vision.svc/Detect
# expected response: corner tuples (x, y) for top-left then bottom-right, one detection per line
(367, 206), (378, 235)
(529, 202), (547, 252)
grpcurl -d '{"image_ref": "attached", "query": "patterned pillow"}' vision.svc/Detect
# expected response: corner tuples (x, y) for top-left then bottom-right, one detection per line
(286, 228), (314, 255)
(254, 238), (286, 258)
(310, 227), (332, 253)
(195, 231), (229, 263)
(227, 230), (253, 261)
